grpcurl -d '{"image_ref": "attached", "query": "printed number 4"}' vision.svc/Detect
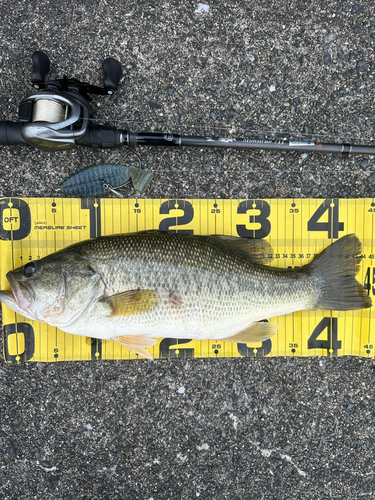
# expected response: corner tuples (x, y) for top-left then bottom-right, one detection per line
(307, 199), (344, 239)
(364, 267), (375, 295)
(308, 317), (341, 355)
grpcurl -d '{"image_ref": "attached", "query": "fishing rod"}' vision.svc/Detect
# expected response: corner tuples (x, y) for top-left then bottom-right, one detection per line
(0, 50), (374, 157)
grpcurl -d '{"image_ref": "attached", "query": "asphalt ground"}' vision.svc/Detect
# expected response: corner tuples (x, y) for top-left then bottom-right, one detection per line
(1, 1), (375, 498)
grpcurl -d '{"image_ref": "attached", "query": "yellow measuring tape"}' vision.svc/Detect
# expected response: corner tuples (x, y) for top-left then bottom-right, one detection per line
(1, 197), (374, 363)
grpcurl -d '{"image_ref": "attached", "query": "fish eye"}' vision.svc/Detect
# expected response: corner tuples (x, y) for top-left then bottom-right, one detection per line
(23, 262), (37, 278)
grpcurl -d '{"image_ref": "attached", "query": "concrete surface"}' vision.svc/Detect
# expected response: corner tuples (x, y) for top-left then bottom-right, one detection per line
(0, 1), (375, 498)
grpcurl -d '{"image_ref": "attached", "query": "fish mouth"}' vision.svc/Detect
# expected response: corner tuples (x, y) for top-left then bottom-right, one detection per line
(6, 273), (33, 311)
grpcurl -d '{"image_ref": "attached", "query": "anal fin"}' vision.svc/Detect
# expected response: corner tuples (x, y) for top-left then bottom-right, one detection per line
(222, 321), (278, 344)
(113, 335), (157, 360)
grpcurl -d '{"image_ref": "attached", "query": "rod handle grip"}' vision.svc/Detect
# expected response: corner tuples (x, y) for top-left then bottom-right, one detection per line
(77, 123), (123, 148)
(0, 121), (25, 145)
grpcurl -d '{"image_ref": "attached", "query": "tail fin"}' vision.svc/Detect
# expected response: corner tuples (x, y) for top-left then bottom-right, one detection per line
(310, 234), (371, 311)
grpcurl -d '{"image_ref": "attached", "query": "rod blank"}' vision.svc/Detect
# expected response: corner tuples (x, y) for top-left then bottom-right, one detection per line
(125, 131), (375, 156)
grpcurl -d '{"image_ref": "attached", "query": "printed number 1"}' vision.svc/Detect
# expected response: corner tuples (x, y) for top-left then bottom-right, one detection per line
(81, 199), (101, 238)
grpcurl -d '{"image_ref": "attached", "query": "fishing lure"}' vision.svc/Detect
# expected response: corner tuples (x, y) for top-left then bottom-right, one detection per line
(60, 159), (154, 197)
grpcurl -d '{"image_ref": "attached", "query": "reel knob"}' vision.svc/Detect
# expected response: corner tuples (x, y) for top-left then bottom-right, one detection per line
(31, 51), (51, 86)
(102, 58), (122, 93)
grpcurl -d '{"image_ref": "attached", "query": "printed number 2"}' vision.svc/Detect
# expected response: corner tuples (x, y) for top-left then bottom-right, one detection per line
(159, 200), (194, 233)
(307, 198), (344, 239)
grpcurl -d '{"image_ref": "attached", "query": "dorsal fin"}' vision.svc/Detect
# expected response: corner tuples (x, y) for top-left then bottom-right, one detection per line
(212, 235), (274, 265)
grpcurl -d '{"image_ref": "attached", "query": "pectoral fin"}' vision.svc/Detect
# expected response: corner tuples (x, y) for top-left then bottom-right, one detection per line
(222, 321), (279, 344)
(101, 290), (159, 317)
(113, 335), (157, 359)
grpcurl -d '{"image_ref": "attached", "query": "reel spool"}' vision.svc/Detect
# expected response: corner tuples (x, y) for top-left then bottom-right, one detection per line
(31, 98), (66, 123)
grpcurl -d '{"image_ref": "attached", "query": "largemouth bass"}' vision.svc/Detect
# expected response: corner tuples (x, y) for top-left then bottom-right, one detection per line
(0, 232), (371, 359)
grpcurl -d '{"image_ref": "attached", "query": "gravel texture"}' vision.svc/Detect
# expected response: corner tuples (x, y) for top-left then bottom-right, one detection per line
(1, 1), (375, 499)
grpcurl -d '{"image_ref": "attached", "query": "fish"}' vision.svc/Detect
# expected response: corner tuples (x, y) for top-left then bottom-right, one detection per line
(0, 232), (371, 359)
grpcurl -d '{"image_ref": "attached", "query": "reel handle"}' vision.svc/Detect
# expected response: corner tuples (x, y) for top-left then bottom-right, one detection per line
(102, 57), (122, 92)
(31, 51), (50, 85)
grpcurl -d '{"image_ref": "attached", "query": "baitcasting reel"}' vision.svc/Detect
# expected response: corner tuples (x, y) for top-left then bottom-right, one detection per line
(0, 51), (124, 150)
